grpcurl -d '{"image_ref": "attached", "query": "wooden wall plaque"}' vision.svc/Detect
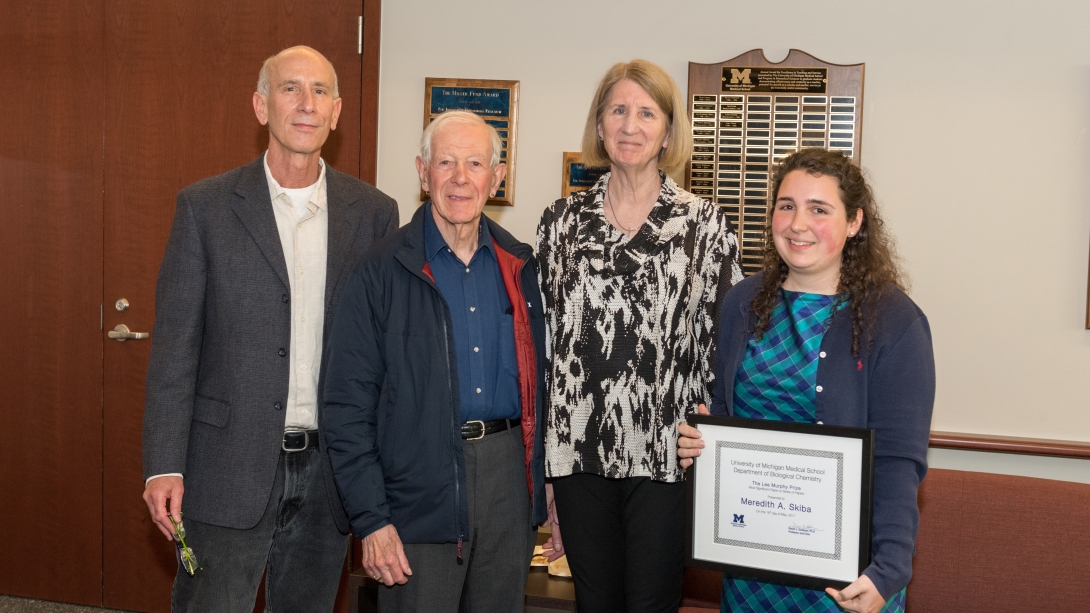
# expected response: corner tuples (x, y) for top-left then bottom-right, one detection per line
(422, 78), (519, 206)
(687, 50), (864, 276)
(560, 151), (608, 199)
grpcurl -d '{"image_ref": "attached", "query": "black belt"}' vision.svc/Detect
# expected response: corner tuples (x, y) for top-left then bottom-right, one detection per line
(461, 418), (520, 440)
(282, 429), (320, 452)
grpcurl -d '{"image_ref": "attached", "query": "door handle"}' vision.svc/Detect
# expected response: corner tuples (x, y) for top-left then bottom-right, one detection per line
(108, 324), (150, 342)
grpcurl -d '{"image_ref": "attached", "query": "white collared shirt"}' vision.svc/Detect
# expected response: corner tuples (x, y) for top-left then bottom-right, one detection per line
(264, 153), (328, 430)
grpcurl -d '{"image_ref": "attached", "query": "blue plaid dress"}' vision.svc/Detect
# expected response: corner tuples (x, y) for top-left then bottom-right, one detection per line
(723, 290), (906, 613)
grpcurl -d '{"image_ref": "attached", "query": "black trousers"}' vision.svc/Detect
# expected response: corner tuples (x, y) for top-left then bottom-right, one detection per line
(552, 473), (686, 613)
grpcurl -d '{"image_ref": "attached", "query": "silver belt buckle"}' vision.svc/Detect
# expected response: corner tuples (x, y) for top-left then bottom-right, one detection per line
(283, 428), (309, 452)
(466, 420), (486, 441)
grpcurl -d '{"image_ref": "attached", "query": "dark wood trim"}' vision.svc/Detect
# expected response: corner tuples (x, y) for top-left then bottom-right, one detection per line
(930, 431), (1090, 459)
(359, 0), (381, 184)
(346, 0), (380, 589)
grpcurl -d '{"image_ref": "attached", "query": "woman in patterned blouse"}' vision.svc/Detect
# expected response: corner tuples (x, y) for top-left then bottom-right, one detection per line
(678, 148), (935, 613)
(536, 60), (742, 611)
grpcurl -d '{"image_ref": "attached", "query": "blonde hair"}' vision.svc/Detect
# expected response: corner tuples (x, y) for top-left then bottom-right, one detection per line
(580, 60), (692, 178)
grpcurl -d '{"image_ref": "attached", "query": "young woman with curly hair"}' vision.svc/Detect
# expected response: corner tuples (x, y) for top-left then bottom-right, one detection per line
(679, 149), (936, 613)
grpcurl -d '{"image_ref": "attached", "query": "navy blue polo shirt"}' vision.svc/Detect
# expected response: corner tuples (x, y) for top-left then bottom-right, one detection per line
(424, 204), (520, 423)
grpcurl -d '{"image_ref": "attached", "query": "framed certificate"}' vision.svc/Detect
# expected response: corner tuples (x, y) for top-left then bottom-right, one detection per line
(685, 415), (874, 591)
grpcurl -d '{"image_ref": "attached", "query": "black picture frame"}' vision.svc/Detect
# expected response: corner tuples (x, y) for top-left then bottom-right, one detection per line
(685, 414), (875, 591)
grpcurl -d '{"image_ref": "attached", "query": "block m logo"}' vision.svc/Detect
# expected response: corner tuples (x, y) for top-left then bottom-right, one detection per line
(733, 514), (745, 524)
(730, 69), (752, 85)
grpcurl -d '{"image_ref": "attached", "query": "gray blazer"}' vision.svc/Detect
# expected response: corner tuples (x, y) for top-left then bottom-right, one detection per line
(142, 155), (398, 531)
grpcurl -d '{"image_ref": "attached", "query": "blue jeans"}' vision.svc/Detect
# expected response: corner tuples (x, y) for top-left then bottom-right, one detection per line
(170, 447), (349, 613)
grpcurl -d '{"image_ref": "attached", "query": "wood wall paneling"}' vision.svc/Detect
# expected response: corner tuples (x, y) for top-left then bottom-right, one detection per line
(0, 0), (106, 604)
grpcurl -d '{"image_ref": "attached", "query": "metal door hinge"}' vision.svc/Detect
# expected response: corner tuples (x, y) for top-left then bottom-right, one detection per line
(358, 16), (363, 55)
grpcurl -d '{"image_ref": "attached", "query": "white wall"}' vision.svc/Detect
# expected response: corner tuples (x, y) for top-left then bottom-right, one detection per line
(376, 0), (1090, 472)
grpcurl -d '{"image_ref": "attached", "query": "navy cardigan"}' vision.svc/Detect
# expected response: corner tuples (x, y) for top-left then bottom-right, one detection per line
(710, 273), (936, 599)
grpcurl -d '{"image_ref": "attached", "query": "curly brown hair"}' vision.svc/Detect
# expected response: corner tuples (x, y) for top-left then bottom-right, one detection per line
(751, 148), (906, 358)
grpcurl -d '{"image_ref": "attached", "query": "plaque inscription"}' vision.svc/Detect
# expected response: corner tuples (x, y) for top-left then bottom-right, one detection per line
(722, 67), (829, 93)
(561, 151), (608, 199)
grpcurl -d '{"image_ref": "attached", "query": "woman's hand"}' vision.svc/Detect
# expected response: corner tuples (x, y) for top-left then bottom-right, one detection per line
(541, 481), (565, 562)
(678, 404), (710, 469)
(825, 574), (886, 613)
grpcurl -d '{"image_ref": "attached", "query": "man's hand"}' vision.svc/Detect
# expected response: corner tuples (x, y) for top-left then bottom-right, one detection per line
(825, 574), (886, 613)
(362, 524), (412, 586)
(541, 482), (564, 562)
(678, 404), (711, 469)
(142, 476), (184, 540)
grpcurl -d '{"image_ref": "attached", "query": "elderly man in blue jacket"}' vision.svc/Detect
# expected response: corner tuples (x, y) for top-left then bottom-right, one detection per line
(323, 110), (547, 612)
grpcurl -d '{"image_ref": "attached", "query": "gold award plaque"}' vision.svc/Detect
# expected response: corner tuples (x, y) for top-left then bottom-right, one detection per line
(560, 152), (608, 199)
(422, 78), (520, 206)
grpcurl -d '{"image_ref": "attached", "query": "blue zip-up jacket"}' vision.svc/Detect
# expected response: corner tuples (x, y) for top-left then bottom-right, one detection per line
(322, 204), (548, 544)
(710, 272), (935, 600)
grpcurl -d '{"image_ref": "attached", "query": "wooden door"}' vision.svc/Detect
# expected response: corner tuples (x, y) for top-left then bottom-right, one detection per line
(100, 2), (366, 611)
(0, 0), (106, 605)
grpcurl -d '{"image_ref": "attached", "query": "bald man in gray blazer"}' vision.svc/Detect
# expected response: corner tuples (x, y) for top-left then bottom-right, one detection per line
(141, 46), (398, 612)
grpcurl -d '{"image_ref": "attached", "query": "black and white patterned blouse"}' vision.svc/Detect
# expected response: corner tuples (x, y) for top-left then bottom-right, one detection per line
(536, 172), (743, 482)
